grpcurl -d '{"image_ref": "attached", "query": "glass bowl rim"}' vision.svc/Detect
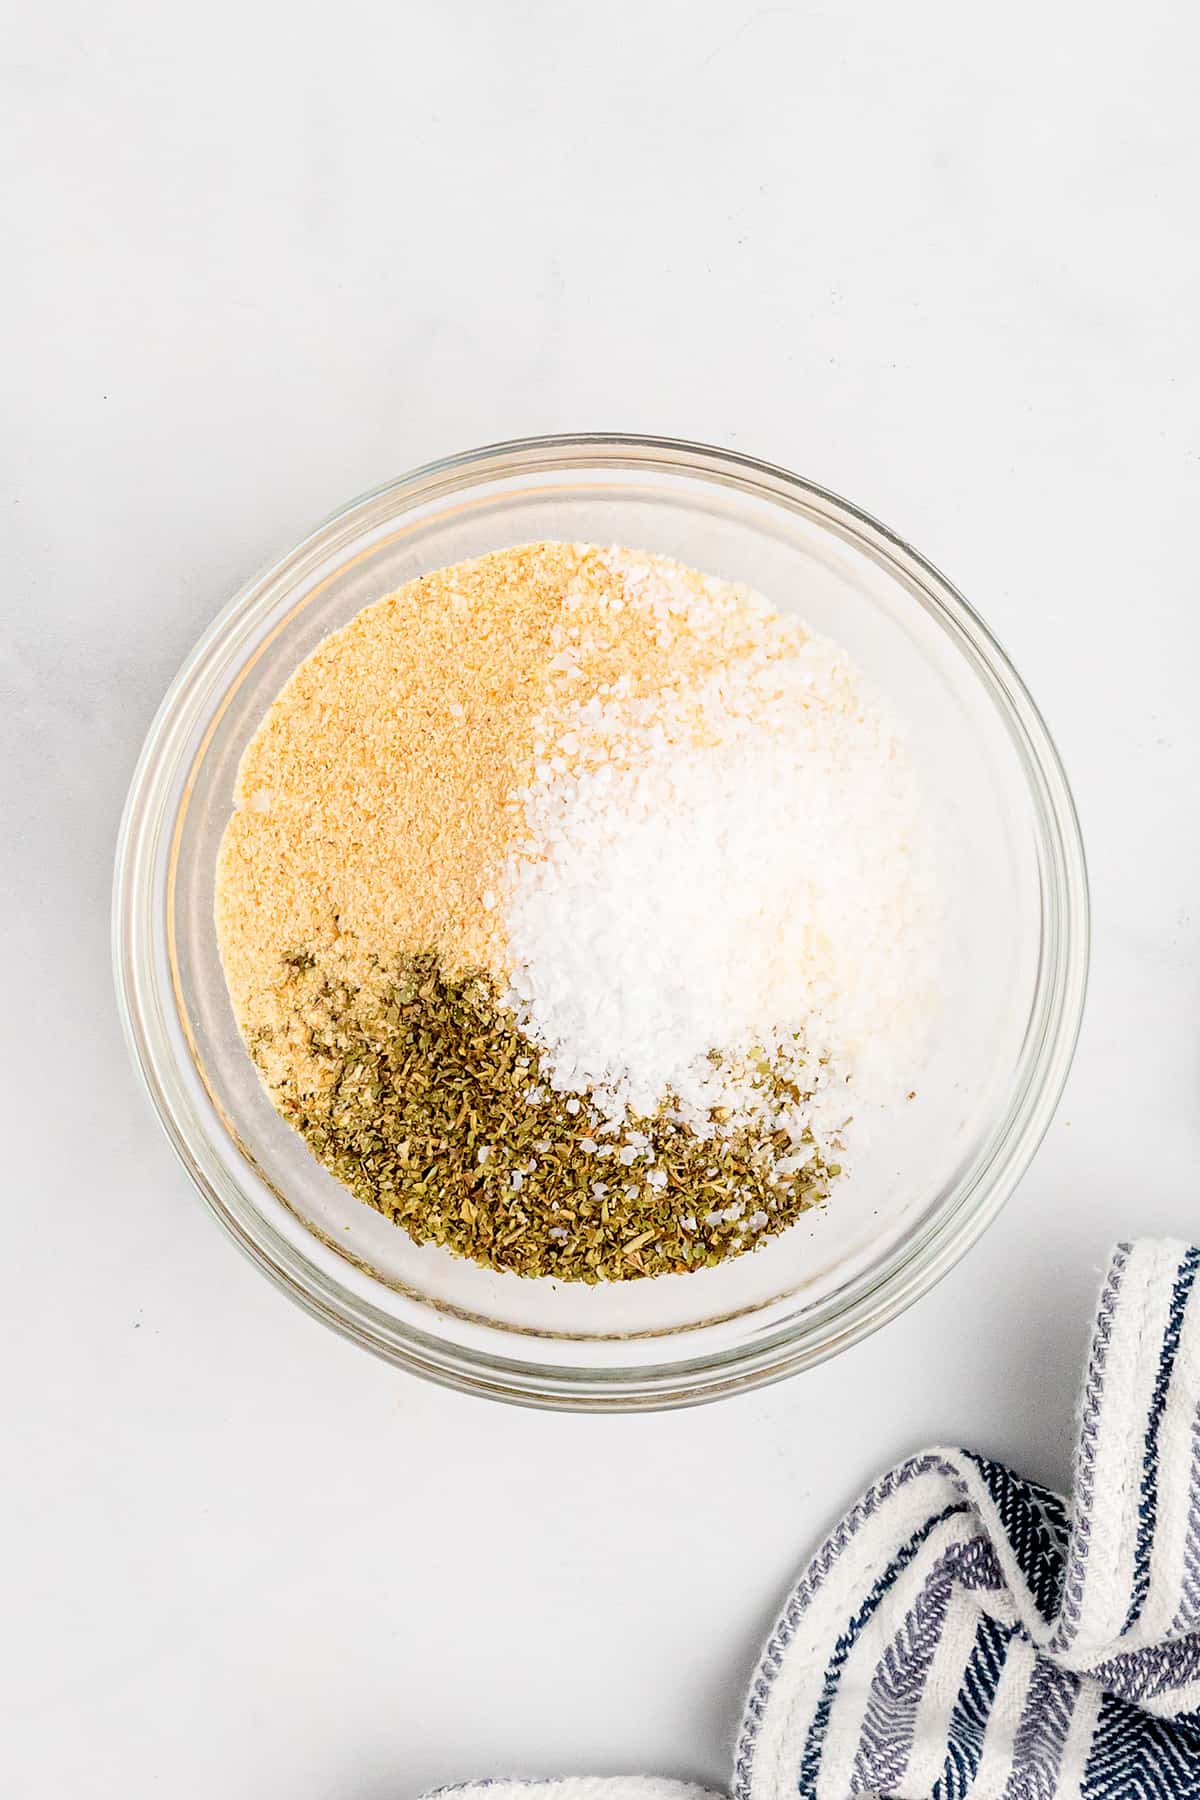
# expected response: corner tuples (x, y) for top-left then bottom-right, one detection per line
(112, 431), (1090, 1411)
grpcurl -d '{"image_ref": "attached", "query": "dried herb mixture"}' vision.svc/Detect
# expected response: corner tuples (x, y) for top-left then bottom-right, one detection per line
(257, 950), (835, 1282)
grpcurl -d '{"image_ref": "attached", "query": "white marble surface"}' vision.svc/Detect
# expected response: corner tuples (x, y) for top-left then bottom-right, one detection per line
(4, 2), (1199, 1793)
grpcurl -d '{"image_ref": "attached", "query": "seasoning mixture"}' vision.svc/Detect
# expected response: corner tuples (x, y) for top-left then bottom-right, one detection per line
(216, 543), (939, 1281)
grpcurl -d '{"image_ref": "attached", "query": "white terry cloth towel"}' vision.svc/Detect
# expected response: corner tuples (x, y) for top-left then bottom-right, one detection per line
(423, 1239), (1200, 1800)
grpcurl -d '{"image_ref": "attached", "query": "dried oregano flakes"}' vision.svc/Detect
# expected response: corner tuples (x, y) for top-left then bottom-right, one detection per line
(255, 950), (834, 1283)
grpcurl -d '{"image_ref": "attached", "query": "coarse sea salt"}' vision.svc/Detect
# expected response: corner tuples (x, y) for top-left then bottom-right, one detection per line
(499, 550), (941, 1161)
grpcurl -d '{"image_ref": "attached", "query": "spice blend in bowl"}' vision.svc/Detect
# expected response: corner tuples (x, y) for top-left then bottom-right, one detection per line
(118, 437), (1088, 1404)
(216, 542), (940, 1282)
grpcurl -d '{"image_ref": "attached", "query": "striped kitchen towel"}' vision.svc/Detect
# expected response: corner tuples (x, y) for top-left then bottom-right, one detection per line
(425, 1239), (1200, 1799)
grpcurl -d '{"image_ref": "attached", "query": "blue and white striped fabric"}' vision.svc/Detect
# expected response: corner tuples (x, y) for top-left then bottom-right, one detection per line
(427, 1240), (1200, 1799)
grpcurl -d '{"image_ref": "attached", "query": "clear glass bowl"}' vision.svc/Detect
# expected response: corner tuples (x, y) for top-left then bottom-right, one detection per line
(113, 434), (1088, 1410)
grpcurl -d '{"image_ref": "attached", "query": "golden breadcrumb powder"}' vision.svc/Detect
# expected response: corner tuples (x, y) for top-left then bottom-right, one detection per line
(218, 544), (589, 1058)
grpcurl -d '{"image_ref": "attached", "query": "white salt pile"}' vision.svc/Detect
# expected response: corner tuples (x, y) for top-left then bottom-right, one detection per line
(500, 549), (940, 1162)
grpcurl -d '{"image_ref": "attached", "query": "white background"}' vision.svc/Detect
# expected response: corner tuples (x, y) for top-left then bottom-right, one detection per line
(4, 2), (1199, 1794)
